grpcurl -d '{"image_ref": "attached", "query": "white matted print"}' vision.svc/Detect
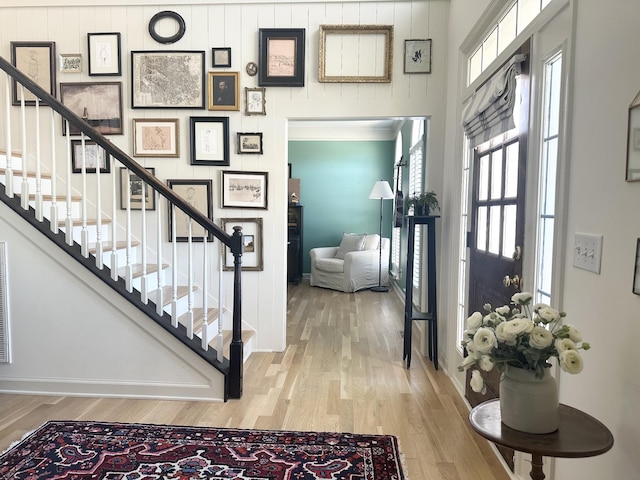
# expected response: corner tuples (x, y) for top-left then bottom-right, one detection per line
(221, 170), (268, 209)
(133, 118), (179, 157)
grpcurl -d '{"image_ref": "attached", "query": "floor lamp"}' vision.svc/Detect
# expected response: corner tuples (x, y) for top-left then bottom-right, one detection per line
(369, 180), (394, 292)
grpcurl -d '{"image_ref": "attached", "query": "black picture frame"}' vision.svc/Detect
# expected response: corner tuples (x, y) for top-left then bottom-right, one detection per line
(119, 167), (156, 211)
(634, 238), (640, 295)
(71, 140), (110, 173)
(212, 47), (231, 67)
(167, 179), (214, 242)
(10, 41), (56, 106)
(131, 50), (205, 109)
(258, 28), (305, 87)
(237, 132), (263, 154)
(189, 116), (230, 166)
(60, 82), (123, 135)
(87, 32), (122, 76)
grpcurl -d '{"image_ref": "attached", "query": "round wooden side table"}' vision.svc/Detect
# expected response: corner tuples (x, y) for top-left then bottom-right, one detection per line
(469, 399), (613, 480)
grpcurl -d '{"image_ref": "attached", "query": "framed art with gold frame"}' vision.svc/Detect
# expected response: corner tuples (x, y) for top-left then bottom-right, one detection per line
(208, 71), (239, 111)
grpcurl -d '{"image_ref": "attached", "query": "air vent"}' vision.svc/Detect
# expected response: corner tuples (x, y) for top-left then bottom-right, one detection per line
(0, 242), (11, 363)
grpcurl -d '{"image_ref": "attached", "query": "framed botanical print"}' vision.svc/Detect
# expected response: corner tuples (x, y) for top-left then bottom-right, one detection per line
(208, 72), (239, 111)
(60, 82), (123, 135)
(167, 179), (214, 242)
(120, 167), (156, 210)
(258, 28), (305, 87)
(71, 140), (110, 173)
(59, 54), (82, 73)
(10, 41), (56, 105)
(245, 87), (266, 115)
(220, 218), (264, 271)
(221, 170), (268, 210)
(404, 39), (432, 74)
(88, 32), (122, 76)
(190, 116), (230, 166)
(132, 118), (179, 157)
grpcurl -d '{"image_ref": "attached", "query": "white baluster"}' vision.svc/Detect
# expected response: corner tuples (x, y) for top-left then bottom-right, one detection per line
(171, 206), (178, 326)
(141, 175), (149, 303)
(125, 168), (133, 292)
(34, 97), (43, 221)
(217, 253), (224, 363)
(110, 160), (118, 280)
(94, 140), (102, 269)
(80, 134), (89, 257)
(19, 86), (28, 209)
(185, 219), (194, 339)
(64, 123), (73, 246)
(3, 73), (14, 197)
(155, 191), (164, 316)
(201, 235), (209, 351)
(49, 108), (58, 232)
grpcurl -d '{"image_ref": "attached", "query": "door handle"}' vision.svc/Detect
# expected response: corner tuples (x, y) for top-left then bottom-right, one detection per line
(503, 274), (521, 289)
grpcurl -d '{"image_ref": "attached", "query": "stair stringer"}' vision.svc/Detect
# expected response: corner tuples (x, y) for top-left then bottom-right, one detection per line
(0, 193), (227, 401)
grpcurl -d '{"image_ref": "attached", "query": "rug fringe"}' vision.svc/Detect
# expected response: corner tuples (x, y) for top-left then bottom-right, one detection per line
(0, 421), (51, 457)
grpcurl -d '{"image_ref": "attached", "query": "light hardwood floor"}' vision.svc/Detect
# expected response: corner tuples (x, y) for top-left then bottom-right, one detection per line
(0, 280), (509, 479)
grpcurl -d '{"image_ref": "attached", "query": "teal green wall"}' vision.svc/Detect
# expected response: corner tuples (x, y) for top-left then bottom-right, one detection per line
(289, 140), (395, 274)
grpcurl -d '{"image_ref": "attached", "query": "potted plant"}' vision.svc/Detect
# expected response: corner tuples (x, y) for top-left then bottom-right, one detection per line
(405, 191), (440, 216)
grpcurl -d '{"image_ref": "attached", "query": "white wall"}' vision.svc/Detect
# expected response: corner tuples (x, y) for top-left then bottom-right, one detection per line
(444, 1), (640, 479)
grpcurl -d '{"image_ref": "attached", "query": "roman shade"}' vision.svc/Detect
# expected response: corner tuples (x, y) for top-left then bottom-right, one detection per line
(462, 54), (527, 148)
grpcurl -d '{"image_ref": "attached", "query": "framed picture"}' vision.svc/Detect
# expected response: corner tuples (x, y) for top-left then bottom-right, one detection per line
(220, 218), (264, 271)
(71, 140), (110, 173)
(120, 167), (156, 210)
(627, 93), (640, 182)
(133, 118), (179, 157)
(258, 28), (305, 87)
(60, 82), (123, 135)
(404, 39), (432, 74)
(237, 132), (263, 154)
(221, 170), (268, 210)
(131, 50), (205, 109)
(167, 179), (214, 242)
(59, 54), (82, 73)
(208, 72), (239, 111)
(10, 41), (56, 105)
(318, 25), (393, 83)
(245, 87), (266, 115)
(190, 116), (229, 166)
(88, 32), (122, 76)
(212, 47), (231, 67)
(634, 238), (640, 295)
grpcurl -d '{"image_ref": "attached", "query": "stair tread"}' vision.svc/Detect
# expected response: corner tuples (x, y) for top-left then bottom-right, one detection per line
(0, 148), (23, 156)
(58, 218), (113, 226)
(27, 193), (82, 201)
(148, 285), (197, 307)
(117, 263), (168, 278)
(88, 240), (141, 253)
(0, 167), (52, 179)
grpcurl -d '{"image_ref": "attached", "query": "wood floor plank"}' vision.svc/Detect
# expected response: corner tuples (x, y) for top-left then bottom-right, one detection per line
(0, 280), (509, 479)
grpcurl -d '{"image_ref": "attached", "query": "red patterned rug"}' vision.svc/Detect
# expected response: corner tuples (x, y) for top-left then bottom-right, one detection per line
(0, 420), (407, 479)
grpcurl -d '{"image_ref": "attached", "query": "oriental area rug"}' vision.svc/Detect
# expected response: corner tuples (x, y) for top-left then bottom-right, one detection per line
(0, 420), (407, 479)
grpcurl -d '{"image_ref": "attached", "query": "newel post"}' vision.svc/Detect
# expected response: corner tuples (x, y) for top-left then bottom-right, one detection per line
(228, 225), (244, 399)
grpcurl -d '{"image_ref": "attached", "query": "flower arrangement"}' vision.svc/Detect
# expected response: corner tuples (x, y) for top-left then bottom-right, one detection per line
(458, 292), (591, 394)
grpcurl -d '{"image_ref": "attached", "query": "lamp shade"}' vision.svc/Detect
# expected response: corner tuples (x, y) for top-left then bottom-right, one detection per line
(369, 180), (394, 200)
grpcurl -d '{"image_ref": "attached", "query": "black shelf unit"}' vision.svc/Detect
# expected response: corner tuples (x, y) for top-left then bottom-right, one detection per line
(287, 205), (303, 284)
(403, 215), (439, 369)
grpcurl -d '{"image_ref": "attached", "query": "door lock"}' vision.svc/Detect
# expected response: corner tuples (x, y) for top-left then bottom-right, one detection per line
(503, 274), (521, 289)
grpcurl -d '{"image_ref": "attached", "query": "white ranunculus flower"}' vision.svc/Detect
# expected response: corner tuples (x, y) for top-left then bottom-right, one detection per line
(537, 306), (561, 323)
(495, 305), (511, 316)
(501, 318), (534, 337)
(466, 312), (483, 331)
(495, 322), (517, 344)
(470, 369), (486, 394)
(478, 355), (494, 372)
(529, 326), (553, 349)
(555, 338), (577, 352)
(511, 292), (533, 305)
(565, 324), (583, 343)
(473, 327), (498, 353)
(559, 349), (583, 374)
(459, 354), (476, 371)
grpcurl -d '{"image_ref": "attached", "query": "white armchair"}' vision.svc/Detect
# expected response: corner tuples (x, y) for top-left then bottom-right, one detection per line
(310, 233), (390, 293)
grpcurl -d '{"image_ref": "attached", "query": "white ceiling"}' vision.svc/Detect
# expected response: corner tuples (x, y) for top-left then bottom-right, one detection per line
(288, 118), (407, 141)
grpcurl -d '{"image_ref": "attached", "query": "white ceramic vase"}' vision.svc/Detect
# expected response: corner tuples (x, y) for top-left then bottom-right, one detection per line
(500, 365), (559, 434)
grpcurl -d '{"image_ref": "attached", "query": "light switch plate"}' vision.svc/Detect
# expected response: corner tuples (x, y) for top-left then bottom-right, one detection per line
(573, 233), (603, 274)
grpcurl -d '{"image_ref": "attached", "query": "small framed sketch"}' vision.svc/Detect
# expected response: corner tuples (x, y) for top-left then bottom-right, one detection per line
(120, 167), (156, 210)
(10, 41), (56, 105)
(71, 140), (110, 173)
(88, 32), (122, 76)
(245, 87), (266, 115)
(208, 71), (239, 111)
(237, 132), (263, 154)
(221, 170), (268, 210)
(60, 81), (123, 135)
(167, 179), (214, 242)
(634, 238), (640, 295)
(212, 47), (231, 67)
(220, 218), (264, 271)
(59, 54), (82, 73)
(404, 39), (432, 74)
(133, 118), (179, 157)
(190, 116), (230, 166)
(258, 28), (305, 87)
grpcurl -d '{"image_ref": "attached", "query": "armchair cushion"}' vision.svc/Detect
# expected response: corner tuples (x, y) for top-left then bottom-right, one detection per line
(334, 232), (367, 259)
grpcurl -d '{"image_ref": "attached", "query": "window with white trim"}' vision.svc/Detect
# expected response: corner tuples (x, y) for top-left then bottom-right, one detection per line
(409, 120), (424, 293)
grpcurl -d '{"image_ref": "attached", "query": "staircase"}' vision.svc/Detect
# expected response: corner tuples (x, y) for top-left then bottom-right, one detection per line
(0, 57), (247, 400)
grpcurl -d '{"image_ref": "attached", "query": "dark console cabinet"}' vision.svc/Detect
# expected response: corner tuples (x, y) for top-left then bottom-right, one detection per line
(288, 205), (303, 284)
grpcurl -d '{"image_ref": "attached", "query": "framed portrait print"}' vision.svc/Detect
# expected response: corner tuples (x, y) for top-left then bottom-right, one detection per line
(71, 140), (110, 173)
(59, 54), (82, 73)
(208, 72), (239, 111)
(120, 167), (156, 210)
(88, 32), (122, 76)
(221, 170), (268, 210)
(220, 218), (264, 271)
(131, 50), (205, 109)
(10, 41), (56, 105)
(167, 179), (214, 242)
(404, 39), (432, 74)
(237, 132), (263, 154)
(60, 82), (123, 135)
(258, 28), (305, 87)
(319, 25), (393, 83)
(212, 47), (231, 67)
(245, 87), (266, 115)
(133, 118), (179, 157)
(190, 116), (229, 166)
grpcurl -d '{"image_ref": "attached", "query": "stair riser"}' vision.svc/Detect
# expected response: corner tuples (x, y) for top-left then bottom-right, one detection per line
(10, 176), (53, 195)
